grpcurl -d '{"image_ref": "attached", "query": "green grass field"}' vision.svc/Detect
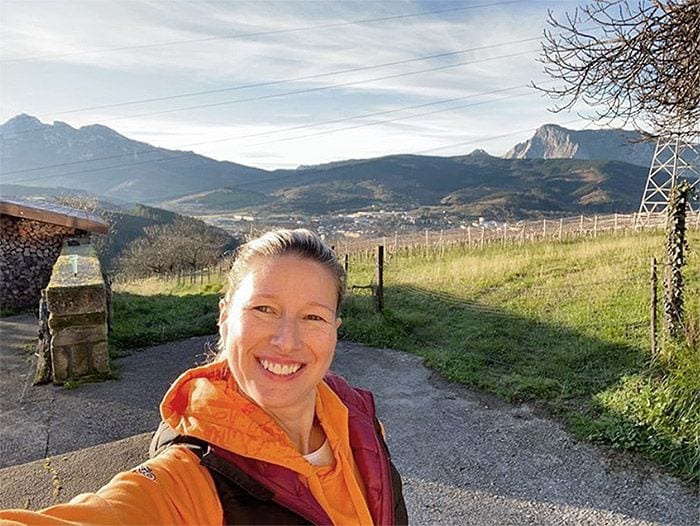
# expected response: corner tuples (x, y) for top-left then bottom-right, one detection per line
(110, 229), (699, 481)
(110, 278), (222, 356)
(340, 230), (699, 481)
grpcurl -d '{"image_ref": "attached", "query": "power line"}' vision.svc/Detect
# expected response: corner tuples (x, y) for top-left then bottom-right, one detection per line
(81, 47), (543, 124)
(141, 119), (587, 204)
(2, 38), (544, 138)
(243, 90), (537, 149)
(3, 88), (536, 183)
(6, 112), (579, 196)
(41, 37), (541, 119)
(1, 47), (542, 174)
(2, 1), (526, 64)
(1, 83), (526, 175)
(7, 24), (589, 135)
(2, 69), (545, 178)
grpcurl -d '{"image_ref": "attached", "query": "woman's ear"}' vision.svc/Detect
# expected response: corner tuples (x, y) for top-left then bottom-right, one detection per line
(335, 317), (342, 329)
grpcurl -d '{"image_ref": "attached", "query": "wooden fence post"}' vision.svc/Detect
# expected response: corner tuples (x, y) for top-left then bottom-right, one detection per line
(502, 223), (508, 246)
(579, 215), (584, 237)
(558, 218), (563, 242)
(467, 225), (472, 247)
(594, 215), (598, 238)
(375, 245), (384, 313)
(542, 219), (547, 240)
(480, 228), (485, 249)
(344, 253), (349, 273)
(650, 257), (657, 357)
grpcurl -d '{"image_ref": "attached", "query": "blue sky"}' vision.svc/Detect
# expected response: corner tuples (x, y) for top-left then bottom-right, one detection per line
(0, 0), (588, 170)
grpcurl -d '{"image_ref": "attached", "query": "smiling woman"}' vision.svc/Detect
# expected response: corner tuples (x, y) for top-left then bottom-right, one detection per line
(0, 229), (407, 526)
(216, 232), (345, 451)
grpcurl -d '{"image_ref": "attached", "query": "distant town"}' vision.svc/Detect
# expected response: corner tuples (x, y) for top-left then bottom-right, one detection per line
(200, 207), (504, 240)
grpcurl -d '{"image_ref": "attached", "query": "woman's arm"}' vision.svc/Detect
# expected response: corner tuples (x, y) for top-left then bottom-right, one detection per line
(0, 446), (222, 525)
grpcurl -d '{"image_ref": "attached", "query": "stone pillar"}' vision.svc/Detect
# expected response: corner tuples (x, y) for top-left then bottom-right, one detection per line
(44, 242), (110, 384)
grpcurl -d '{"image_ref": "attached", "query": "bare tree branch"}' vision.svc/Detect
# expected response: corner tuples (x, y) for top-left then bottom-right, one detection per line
(534, 0), (700, 136)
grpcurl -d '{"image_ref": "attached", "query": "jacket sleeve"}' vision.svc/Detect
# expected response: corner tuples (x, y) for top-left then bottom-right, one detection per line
(0, 446), (222, 525)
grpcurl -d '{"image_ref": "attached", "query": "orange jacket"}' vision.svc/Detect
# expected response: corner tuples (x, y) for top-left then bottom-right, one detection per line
(0, 361), (374, 525)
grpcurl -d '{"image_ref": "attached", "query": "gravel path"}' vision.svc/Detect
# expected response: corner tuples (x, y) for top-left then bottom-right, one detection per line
(333, 342), (699, 525)
(1, 315), (698, 524)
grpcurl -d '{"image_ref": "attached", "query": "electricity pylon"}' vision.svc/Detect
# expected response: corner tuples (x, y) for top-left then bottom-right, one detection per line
(637, 132), (700, 225)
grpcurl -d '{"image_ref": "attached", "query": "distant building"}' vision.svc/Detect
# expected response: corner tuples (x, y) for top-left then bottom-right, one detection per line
(0, 198), (108, 311)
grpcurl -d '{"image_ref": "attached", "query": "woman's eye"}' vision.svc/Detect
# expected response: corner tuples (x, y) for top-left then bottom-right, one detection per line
(253, 305), (274, 314)
(305, 314), (327, 322)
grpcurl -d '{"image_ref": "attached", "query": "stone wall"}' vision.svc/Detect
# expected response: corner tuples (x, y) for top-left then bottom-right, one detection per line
(44, 242), (110, 383)
(0, 215), (79, 311)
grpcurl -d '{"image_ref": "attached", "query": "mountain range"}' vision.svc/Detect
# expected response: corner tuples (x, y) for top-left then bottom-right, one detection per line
(0, 114), (269, 203)
(0, 114), (654, 219)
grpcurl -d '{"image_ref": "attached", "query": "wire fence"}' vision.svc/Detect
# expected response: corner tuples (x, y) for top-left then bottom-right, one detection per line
(111, 262), (230, 286)
(329, 211), (700, 257)
(112, 211), (699, 287)
(340, 213), (699, 350)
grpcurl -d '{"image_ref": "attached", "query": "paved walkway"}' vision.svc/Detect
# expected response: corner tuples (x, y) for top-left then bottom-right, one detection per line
(0, 314), (215, 468)
(0, 314), (698, 524)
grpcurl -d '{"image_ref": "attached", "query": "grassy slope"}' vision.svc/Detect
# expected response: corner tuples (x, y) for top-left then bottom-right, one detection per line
(110, 278), (222, 356)
(340, 230), (699, 480)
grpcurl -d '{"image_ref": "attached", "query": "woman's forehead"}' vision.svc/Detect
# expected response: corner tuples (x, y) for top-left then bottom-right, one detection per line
(235, 255), (337, 298)
(246, 253), (328, 274)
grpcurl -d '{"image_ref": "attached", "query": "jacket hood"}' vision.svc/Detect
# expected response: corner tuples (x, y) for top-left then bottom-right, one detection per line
(160, 360), (349, 478)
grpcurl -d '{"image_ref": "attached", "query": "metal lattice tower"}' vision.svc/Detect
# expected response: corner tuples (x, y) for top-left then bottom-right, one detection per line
(637, 132), (700, 224)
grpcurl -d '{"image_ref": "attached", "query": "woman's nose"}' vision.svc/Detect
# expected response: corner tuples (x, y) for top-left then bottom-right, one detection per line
(270, 316), (302, 353)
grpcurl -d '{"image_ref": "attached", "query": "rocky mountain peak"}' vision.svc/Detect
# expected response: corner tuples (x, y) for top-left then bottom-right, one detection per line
(503, 124), (655, 167)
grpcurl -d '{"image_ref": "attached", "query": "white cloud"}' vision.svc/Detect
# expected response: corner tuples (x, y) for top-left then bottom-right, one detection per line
(1, 0), (588, 168)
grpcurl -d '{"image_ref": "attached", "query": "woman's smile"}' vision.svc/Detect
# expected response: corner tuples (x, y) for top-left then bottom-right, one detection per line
(257, 357), (305, 377)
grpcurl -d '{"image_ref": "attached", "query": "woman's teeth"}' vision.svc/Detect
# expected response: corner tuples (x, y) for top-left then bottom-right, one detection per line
(260, 359), (302, 376)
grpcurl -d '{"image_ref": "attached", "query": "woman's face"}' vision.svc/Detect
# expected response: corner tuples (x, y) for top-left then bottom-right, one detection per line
(219, 254), (341, 414)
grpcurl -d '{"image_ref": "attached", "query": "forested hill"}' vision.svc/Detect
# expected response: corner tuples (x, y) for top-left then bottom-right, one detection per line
(1, 115), (649, 219)
(166, 154), (648, 218)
